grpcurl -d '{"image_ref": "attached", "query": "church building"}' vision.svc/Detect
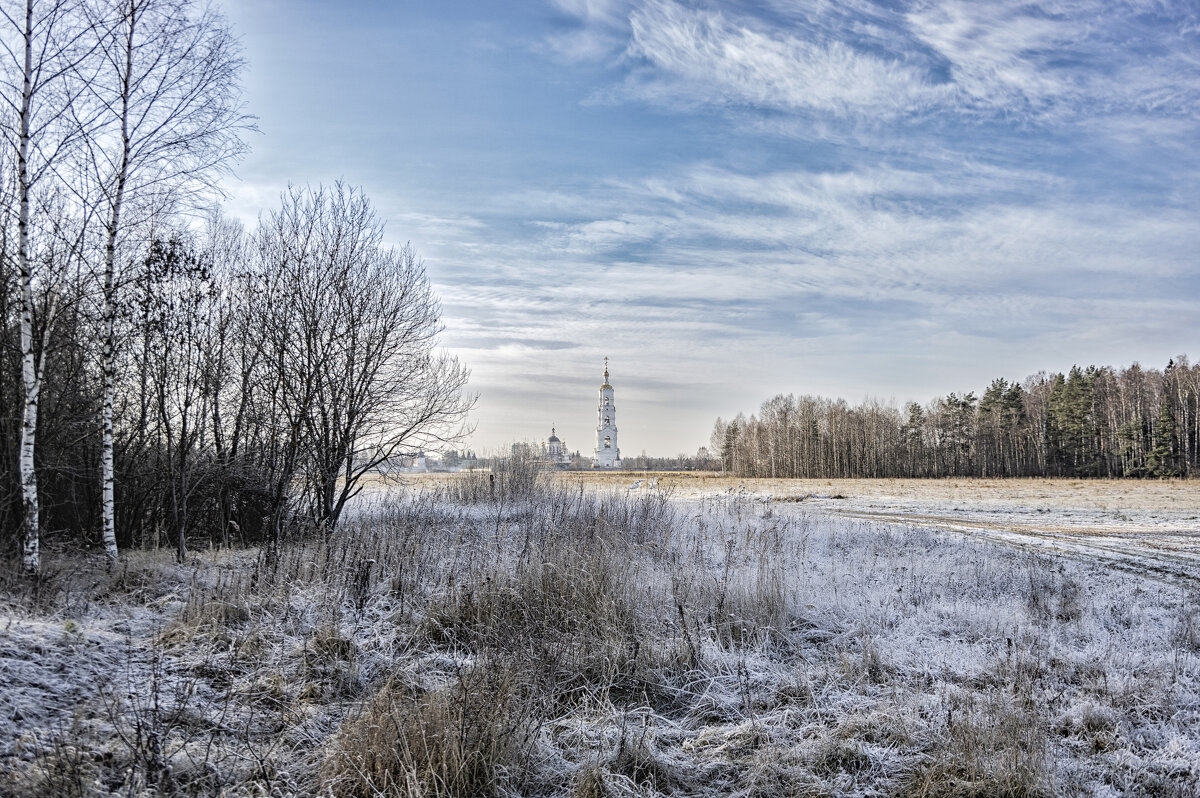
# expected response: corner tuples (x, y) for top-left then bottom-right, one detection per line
(593, 358), (622, 468)
(539, 427), (571, 468)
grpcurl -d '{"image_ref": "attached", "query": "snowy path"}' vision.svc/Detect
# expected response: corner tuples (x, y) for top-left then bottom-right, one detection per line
(810, 505), (1200, 586)
(638, 478), (1200, 585)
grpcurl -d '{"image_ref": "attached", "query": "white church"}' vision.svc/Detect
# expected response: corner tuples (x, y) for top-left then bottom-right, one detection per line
(536, 427), (572, 468)
(593, 358), (622, 468)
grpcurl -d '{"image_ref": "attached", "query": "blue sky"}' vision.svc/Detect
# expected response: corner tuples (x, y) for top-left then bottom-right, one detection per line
(219, 0), (1200, 456)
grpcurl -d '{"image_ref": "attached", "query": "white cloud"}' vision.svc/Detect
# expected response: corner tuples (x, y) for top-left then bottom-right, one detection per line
(450, 2), (1200, 451)
(554, 0), (1200, 133)
(906, 1), (1070, 112)
(906, 0), (1200, 122)
(617, 0), (946, 116)
(542, 0), (636, 62)
(548, 0), (633, 26)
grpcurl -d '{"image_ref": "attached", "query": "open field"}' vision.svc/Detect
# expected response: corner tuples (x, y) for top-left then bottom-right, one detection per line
(569, 475), (1200, 586)
(407, 472), (1200, 513)
(398, 473), (1200, 585)
(2, 475), (1198, 796)
(541, 473), (1200, 512)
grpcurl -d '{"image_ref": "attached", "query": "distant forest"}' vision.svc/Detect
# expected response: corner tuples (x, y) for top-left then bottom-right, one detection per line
(713, 357), (1199, 479)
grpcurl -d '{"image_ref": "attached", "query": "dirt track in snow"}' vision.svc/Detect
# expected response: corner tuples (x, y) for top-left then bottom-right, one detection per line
(545, 473), (1200, 585)
(827, 508), (1200, 585)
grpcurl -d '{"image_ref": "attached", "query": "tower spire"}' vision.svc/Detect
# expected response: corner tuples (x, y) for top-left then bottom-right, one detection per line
(593, 356), (620, 468)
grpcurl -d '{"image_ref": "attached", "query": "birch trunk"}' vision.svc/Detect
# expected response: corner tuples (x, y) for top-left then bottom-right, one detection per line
(99, 4), (134, 566)
(18, 252), (39, 575)
(100, 204), (120, 564)
(17, 0), (38, 575)
(89, 0), (248, 560)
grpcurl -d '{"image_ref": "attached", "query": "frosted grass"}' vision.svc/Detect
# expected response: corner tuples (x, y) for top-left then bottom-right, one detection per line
(1, 484), (1197, 796)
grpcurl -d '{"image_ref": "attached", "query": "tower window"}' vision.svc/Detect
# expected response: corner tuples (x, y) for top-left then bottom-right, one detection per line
(604, 436), (611, 449)
(603, 415), (610, 425)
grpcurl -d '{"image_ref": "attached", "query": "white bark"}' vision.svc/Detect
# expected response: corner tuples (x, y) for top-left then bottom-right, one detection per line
(88, 0), (248, 563)
(16, 0), (38, 575)
(18, 240), (40, 573)
(97, 0), (132, 566)
(3, 0), (105, 573)
(99, 225), (118, 563)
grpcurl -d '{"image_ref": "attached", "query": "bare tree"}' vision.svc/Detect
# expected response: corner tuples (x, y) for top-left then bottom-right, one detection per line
(252, 185), (472, 542)
(139, 236), (215, 561)
(197, 211), (253, 546)
(304, 238), (472, 531)
(78, 0), (248, 564)
(0, 0), (101, 574)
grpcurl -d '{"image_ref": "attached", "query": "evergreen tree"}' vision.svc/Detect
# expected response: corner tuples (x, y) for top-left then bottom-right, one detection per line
(721, 417), (740, 473)
(900, 402), (925, 476)
(708, 356), (1200, 480)
(938, 392), (976, 475)
(1048, 367), (1100, 475)
(978, 379), (1008, 477)
(1145, 399), (1179, 478)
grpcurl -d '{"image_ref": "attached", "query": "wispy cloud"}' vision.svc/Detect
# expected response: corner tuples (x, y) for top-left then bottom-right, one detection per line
(220, 0), (1200, 453)
(557, 0), (1200, 133)
(472, 0), (1197, 450)
(614, 0), (947, 116)
(541, 0), (636, 62)
(907, 0), (1200, 123)
(428, 138), (1197, 441)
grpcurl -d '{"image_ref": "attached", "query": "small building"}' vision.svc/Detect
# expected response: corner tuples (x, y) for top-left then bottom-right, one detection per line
(381, 450), (430, 473)
(546, 427), (569, 465)
(532, 427), (570, 468)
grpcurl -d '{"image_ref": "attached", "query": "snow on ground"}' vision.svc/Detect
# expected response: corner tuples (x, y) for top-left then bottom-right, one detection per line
(710, 476), (1200, 585)
(1, 479), (1198, 796)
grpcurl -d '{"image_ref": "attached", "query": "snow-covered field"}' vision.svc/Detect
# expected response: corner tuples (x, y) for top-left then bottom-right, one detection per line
(727, 476), (1200, 586)
(2, 477), (1198, 796)
(593, 474), (1200, 584)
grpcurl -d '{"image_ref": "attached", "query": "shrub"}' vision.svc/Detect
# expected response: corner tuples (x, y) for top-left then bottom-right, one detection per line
(321, 662), (542, 798)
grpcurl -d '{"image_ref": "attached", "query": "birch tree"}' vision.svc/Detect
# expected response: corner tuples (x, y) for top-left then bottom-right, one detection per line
(0, 0), (100, 574)
(81, 0), (247, 564)
(712, 357), (1200, 480)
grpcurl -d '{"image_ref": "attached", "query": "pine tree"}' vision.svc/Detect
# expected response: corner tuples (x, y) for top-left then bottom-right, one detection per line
(1145, 399), (1179, 478)
(721, 418), (740, 473)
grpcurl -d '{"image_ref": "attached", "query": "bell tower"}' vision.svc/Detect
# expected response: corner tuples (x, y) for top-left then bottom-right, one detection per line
(593, 357), (622, 468)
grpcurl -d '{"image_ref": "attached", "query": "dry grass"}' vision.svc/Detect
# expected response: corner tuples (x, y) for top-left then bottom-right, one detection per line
(537, 472), (1200, 514)
(321, 663), (541, 798)
(896, 686), (1050, 798)
(2, 475), (1198, 796)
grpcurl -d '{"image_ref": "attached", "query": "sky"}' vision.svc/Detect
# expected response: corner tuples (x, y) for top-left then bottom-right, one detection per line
(218, 0), (1200, 457)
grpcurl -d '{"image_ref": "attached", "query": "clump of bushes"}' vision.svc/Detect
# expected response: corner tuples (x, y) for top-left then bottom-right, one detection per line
(321, 663), (541, 798)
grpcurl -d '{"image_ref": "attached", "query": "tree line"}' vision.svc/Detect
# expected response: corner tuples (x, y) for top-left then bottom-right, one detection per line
(712, 358), (1200, 479)
(1, 0), (471, 574)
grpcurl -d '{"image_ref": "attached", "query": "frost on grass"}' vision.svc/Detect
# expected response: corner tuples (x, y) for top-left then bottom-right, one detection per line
(1, 481), (1198, 796)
